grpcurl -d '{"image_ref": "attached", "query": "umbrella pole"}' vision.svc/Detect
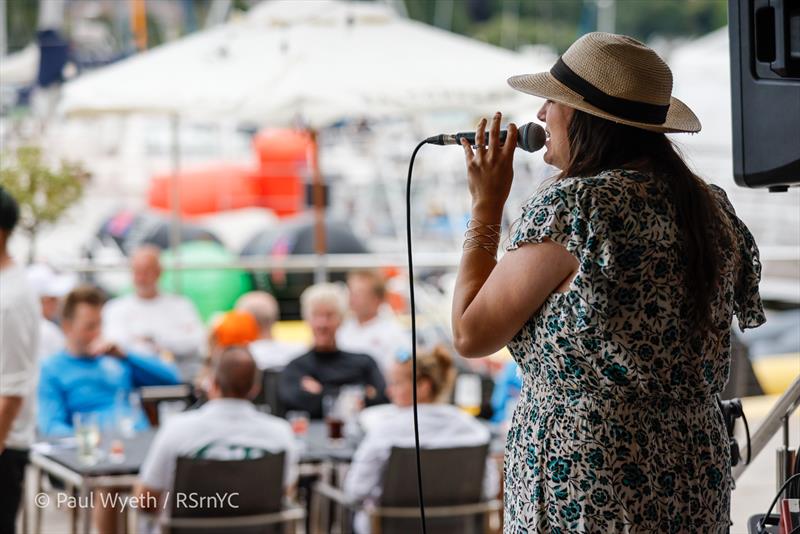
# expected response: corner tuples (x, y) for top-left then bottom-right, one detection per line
(170, 113), (182, 292)
(309, 128), (327, 283)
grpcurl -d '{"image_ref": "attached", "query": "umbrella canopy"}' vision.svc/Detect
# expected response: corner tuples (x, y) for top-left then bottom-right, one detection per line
(59, 0), (539, 126)
(94, 209), (221, 255)
(240, 214), (368, 319)
(240, 215), (368, 257)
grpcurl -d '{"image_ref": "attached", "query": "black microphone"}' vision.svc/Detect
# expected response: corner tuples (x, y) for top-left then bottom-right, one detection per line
(425, 122), (546, 153)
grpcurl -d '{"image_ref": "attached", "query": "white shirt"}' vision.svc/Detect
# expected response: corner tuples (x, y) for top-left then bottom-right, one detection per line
(139, 398), (299, 493)
(344, 404), (499, 534)
(0, 264), (41, 449)
(39, 319), (65, 360)
(337, 314), (409, 374)
(103, 293), (206, 376)
(248, 339), (306, 370)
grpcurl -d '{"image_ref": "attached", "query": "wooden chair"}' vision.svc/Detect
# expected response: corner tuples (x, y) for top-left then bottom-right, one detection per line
(312, 444), (501, 534)
(162, 453), (305, 534)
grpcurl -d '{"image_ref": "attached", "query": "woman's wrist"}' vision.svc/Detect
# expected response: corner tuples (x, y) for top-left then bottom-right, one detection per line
(471, 203), (503, 224)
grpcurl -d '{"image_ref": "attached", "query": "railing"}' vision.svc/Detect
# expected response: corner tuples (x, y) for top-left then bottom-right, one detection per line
(733, 375), (800, 487)
(52, 252), (463, 273)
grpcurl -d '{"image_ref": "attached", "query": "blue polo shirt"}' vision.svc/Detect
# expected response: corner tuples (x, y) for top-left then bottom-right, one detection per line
(37, 350), (181, 436)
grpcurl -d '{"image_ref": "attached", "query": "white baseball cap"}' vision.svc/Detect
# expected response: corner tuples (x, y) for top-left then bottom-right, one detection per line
(26, 264), (78, 298)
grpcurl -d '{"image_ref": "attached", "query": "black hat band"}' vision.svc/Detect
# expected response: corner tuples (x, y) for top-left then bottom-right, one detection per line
(550, 57), (669, 124)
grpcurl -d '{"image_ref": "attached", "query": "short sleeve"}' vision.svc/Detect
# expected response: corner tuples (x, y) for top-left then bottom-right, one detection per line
(0, 308), (38, 396)
(507, 177), (616, 281)
(710, 185), (766, 331)
(139, 425), (178, 491)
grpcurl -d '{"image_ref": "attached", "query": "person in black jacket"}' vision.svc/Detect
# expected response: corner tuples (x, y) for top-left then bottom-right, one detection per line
(279, 284), (387, 419)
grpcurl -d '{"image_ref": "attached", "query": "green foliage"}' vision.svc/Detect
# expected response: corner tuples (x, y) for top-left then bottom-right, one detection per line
(5, 0), (39, 53)
(472, 14), (580, 52)
(0, 146), (89, 257)
(615, 0), (727, 41)
(404, 0), (728, 52)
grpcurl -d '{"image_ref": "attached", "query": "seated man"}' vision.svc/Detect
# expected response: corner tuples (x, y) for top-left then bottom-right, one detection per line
(235, 291), (305, 370)
(102, 245), (206, 380)
(279, 283), (388, 419)
(337, 270), (409, 375)
(137, 346), (298, 513)
(37, 285), (181, 436)
(26, 263), (75, 359)
(194, 310), (261, 397)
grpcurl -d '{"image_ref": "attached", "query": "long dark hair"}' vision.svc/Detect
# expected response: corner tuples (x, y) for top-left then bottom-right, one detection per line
(561, 109), (733, 336)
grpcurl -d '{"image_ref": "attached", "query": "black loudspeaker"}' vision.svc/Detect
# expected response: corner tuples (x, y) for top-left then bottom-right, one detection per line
(729, 0), (800, 191)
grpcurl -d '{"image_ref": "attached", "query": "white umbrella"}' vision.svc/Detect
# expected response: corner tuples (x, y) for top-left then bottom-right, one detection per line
(58, 0), (545, 281)
(0, 44), (39, 87)
(58, 22), (284, 119)
(59, 0), (539, 125)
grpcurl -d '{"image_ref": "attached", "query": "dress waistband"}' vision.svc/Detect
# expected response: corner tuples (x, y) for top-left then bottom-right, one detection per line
(524, 380), (717, 415)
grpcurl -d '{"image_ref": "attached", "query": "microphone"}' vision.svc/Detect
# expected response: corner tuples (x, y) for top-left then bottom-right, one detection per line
(425, 122), (546, 153)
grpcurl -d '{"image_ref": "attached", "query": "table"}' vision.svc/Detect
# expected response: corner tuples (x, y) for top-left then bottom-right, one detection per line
(25, 421), (505, 533)
(26, 430), (155, 534)
(24, 422), (360, 533)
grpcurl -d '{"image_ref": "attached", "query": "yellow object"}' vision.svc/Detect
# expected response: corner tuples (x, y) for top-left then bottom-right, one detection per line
(752, 353), (800, 395)
(273, 320), (312, 345)
(130, 0), (148, 50)
(740, 393), (783, 419)
(460, 405), (481, 417)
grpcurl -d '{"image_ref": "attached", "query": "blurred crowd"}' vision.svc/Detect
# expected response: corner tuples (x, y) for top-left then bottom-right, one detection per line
(0, 186), (514, 533)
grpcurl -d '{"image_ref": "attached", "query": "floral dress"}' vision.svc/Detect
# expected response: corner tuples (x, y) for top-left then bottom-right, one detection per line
(503, 169), (765, 534)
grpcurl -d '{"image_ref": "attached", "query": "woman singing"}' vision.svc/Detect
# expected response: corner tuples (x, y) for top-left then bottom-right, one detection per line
(451, 32), (765, 533)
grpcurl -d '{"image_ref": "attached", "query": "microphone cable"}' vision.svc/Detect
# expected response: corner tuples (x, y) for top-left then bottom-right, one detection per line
(757, 473), (800, 533)
(405, 139), (428, 534)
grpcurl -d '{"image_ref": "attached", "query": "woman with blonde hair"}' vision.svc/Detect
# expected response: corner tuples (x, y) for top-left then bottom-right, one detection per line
(344, 345), (498, 533)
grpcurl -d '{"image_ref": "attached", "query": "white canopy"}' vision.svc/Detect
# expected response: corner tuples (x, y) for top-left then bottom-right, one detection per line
(59, 0), (542, 126)
(669, 28), (800, 302)
(0, 44), (39, 87)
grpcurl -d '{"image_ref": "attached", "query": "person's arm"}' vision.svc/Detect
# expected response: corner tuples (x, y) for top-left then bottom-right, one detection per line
(452, 113), (577, 358)
(482, 456), (501, 499)
(363, 356), (388, 406)
(0, 397), (23, 453)
(277, 357), (322, 417)
(125, 353), (181, 387)
(281, 425), (300, 495)
(37, 364), (73, 436)
(0, 308), (38, 449)
(137, 425), (176, 513)
(135, 484), (164, 514)
(343, 433), (392, 502)
(153, 298), (207, 358)
(102, 300), (132, 349)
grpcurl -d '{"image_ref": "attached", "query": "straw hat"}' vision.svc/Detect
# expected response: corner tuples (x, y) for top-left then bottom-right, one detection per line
(508, 32), (700, 133)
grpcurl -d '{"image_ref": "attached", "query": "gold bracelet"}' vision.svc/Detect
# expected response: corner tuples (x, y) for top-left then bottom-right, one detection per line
(463, 236), (499, 257)
(463, 219), (501, 257)
(465, 219), (501, 240)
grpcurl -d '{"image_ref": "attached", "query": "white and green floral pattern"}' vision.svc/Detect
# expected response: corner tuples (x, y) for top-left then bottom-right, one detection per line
(503, 169), (765, 533)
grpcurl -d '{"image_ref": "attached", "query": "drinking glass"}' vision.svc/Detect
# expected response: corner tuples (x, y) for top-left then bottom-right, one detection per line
(322, 394), (344, 444)
(286, 411), (310, 437)
(73, 412), (100, 465)
(454, 374), (482, 417)
(116, 391), (138, 438)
